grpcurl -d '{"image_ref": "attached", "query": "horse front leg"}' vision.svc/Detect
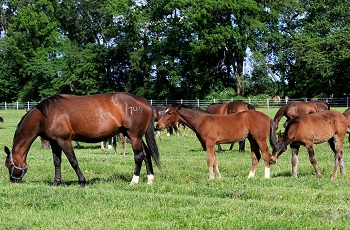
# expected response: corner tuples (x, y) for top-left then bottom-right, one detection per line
(50, 141), (62, 186)
(58, 140), (86, 187)
(306, 145), (322, 178)
(290, 145), (300, 177)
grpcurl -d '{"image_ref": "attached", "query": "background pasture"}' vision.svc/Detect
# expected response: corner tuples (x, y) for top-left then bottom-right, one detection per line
(0, 108), (349, 229)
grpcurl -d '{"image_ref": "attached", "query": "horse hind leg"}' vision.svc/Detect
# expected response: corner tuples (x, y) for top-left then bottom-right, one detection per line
(306, 145), (322, 178)
(247, 136), (260, 178)
(206, 143), (221, 180)
(329, 137), (346, 180)
(290, 145), (300, 177)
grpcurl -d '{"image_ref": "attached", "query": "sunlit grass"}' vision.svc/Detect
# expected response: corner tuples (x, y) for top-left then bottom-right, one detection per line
(0, 108), (350, 229)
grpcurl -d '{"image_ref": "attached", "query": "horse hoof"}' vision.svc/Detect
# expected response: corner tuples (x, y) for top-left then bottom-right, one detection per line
(79, 183), (86, 188)
(51, 180), (62, 187)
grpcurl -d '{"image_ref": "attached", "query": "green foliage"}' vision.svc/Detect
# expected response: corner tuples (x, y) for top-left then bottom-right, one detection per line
(0, 0), (350, 101)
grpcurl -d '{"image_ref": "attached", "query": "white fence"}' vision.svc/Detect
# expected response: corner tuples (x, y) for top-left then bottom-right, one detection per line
(1, 97), (349, 110)
(149, 97), (350, 108)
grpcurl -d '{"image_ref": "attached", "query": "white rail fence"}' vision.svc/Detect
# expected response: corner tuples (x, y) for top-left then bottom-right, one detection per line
(1, 97), (350, 110)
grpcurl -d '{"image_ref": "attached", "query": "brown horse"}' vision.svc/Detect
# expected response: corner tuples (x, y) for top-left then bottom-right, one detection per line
(156, 104), (276, 179)
(4, 93), (161, 187)
(270, 110), (347, 179)
(206, 101), (256, 152)
(273, 100), (329, 129)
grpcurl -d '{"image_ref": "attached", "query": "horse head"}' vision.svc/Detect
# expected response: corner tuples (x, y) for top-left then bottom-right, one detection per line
(155, 104), (182, 131)
(4, 146), (28, 182)
(270, 131), (287, 165)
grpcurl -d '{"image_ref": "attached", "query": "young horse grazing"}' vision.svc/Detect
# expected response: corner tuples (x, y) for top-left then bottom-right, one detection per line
(270, 110), (347, 180)
(156, 104), (276, 179)
(4, 93), (161, 187)
(273, 100), (329, 129)
(206, 101), (256, 152)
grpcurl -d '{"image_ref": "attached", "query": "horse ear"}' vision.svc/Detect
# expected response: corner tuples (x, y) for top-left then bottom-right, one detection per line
(4, 146), (10, 156)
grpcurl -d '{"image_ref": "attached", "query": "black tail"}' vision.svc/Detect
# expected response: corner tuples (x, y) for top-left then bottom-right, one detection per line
(0, 117), (3, 123)
(145, 107), (161, 169)
(269, 119), (277, 149)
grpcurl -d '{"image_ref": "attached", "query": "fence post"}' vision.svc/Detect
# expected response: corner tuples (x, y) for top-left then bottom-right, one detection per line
(16, 101), (18, 110)
(197, 99), (199, 107)
(248, 97), (251, 104)
(347, 97), (349, 107)
(150, 99), (153, 105)
(166, 99), (168, 106)
(267, 98), (269, 109)
(27, 101), (30, 110)
(5, 102), (7, 110)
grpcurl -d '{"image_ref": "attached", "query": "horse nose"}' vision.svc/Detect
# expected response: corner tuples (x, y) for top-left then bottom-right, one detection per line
(155, 124), (163, 131)
(270, 157), (277, 165)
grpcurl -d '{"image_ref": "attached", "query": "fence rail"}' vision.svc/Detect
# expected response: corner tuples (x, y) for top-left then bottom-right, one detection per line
(1, 98), (349, 110)
(149, 97), (350, 108)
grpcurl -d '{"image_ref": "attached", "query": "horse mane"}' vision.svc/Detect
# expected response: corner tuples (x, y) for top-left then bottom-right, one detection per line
(179, 104), (212, 114)
(36, 94), (68, 118)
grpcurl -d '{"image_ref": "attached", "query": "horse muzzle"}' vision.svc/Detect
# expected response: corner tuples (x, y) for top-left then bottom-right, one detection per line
(155, 124), (165, 131)
(270, 156), (277, 165)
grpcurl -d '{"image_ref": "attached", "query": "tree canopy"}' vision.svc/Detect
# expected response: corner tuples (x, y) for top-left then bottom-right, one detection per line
(0, 0), (349, 101)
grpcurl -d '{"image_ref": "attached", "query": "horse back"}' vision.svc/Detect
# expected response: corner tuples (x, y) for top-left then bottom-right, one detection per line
(38, 93), (152, 141)
(286, 110), (348, 144)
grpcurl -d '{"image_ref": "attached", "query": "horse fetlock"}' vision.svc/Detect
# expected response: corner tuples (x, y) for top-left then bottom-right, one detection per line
(248, 171), (255, 178)
(130, 175), (140, 185)
(264, 167), (270, 178)
(147, 174), (155, 185)
(51, 180), (62, 187)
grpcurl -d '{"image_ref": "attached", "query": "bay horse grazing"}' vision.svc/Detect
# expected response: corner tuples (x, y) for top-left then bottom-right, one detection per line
(273, 100), (329, 129)
(270, 110), (347, 179)
(206, 101), (256, 152)
(4, 93), (161, 187)
(156, 104), (276, 179)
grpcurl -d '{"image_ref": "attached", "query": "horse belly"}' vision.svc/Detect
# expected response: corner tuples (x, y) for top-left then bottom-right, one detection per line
(216, 127), (248, 144)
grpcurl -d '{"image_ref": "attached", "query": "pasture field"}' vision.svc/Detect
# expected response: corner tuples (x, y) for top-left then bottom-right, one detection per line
(0, 107), (350, 229)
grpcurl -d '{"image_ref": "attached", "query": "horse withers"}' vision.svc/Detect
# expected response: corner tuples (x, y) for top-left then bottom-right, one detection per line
(156, 104), (276, 179)
(270, 110), (347, 179)
(4, 92), (161, 187)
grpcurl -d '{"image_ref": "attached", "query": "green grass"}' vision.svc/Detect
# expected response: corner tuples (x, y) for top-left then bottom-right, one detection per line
(0, 108), (350, 229)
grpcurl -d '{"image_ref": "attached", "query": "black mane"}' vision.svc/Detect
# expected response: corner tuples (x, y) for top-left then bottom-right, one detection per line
(36, 94), (68, 117)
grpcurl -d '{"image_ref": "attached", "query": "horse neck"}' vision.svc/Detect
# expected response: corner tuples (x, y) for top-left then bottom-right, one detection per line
(177, 108), (205, 131)
(273, 105), (286, 126)
(13, 111), (41, 162)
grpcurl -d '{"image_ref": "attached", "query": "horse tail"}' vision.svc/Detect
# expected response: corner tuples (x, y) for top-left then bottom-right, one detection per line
(273, 104), (286, 129)
(0, 116), (3, 123)
(269, 118), (277, 149)
(145, 106), (161, 169)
